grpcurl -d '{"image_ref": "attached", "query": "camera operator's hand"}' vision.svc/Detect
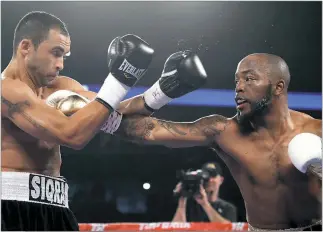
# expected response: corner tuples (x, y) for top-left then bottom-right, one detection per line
(172, 182), (187, 222)
(194, 184), (210, 207)
(173, 182), (182, 195)
(173, 182), (187, 204)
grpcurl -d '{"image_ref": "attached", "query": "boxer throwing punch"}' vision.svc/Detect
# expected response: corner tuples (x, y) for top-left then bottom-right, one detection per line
(112, 53), (322, 231)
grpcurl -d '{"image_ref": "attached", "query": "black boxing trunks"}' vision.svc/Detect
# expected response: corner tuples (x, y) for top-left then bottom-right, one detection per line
(1, 172), (79, 231)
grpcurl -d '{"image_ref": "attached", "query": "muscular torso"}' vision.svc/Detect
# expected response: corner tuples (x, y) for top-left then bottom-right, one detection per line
(213, 111), (321, 229)
(1, 77), (80, 176)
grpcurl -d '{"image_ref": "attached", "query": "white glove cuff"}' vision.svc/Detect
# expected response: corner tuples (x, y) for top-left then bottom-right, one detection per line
(96, 73), (130, 110)
(143, 81), (173, 110)
(288, 133), (322, 173)
(100, 111), (123, 134)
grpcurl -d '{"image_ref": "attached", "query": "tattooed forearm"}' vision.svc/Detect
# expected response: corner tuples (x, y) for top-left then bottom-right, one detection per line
(117, 115), (155, 141)
(116, 114), (229, 144)
(2, 96), (51, 134)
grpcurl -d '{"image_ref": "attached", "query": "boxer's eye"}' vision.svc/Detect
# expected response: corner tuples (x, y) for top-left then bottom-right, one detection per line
(246, 76), (254, 82)
(52, 50), (63, 57)
(51, 47), (65, 58)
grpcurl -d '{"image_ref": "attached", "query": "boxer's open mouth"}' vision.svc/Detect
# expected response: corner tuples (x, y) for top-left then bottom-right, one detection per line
(235, 97), (248, 105)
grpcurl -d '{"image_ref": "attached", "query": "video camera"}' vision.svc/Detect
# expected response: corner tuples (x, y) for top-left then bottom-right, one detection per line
(175, 169), (210, 198)
(175, 162), (222, 198)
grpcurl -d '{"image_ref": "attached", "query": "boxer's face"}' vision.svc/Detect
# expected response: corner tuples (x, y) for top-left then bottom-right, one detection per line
(25, 29), (71, 86)
(235, 56), (273, 122)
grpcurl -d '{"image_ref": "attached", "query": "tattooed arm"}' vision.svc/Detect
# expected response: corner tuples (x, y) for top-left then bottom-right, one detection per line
(115, 114), (229, 148)
(1, 79), (114, 150)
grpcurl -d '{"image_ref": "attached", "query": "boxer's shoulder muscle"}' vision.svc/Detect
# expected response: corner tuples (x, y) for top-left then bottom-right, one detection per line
(195, 114), (233, 137)
(48, 76), (85, 92)
(187, 114), (238, 147)
(48, 76), (96, 100)
(290, 109), (321, 136)
(303, 118), (321, 136)
(207, 115), (245, 151)
(1, 78), (33, 118)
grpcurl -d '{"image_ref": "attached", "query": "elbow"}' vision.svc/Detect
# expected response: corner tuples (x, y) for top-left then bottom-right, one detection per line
(60, 131), (88, 150)
(63, 138), (87, 150)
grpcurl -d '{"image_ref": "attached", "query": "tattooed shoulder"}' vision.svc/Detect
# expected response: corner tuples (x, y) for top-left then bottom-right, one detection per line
(194, 114), (229, 137)
(1, 96), (30, 119)
(1, 96), (51, 133)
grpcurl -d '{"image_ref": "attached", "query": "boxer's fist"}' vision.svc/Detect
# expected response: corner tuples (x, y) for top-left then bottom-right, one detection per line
(160, 50), (207, 98)
(46, 90), (89, 116)
(288, 133), (322, 174)
(143, 50), (207, 110)
(96, 35), (154, 110)
(107, 34), (154, 87)
(46, 90), (76, 108)
(47, 90), (123, 135)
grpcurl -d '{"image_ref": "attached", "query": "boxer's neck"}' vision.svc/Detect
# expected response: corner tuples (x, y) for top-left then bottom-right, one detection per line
(250, 96), (293, 136)
(6, 58), (42, 95)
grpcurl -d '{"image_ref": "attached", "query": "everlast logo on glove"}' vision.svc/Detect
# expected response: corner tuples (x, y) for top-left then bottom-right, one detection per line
(118, 59), (146, 80)
(29, 174), (69, 207)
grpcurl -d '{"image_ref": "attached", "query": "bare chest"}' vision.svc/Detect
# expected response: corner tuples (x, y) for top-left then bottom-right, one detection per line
(235, 138), (301, 186)
(221, 136), (304, 187)
(218, 135), (320, 226)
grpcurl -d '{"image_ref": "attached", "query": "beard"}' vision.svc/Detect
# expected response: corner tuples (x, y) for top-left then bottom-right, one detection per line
(237, 84), (273, 124)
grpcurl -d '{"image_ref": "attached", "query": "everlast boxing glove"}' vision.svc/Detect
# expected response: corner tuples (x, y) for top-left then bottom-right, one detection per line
(96, 34), (154, 110)
(143, 50), (207, 111)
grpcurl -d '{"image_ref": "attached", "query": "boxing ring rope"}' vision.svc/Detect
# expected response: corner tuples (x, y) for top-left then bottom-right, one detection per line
(78, 222), (248, 231)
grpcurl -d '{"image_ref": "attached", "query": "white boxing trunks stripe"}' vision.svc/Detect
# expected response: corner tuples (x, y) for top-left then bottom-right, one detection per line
(1, 171), (69, 208)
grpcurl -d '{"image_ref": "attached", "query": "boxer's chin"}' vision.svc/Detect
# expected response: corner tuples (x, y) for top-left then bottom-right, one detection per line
(237, 110), (251, 124)
(236, 104), (252, 124)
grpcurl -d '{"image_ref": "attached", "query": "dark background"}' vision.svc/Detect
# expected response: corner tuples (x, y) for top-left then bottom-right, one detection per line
(1, 1), (322, 223)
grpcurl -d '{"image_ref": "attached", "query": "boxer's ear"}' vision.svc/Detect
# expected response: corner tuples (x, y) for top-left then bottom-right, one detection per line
(19, 39), (33, 57)
(274, 79), (285, 96)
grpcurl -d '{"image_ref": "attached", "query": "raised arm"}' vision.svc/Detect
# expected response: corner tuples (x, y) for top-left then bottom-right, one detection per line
(2, 34), (154, 149)
(55, 76), (152, 116)
(2, 80), (112, 150)
(115, 114), (230, 148)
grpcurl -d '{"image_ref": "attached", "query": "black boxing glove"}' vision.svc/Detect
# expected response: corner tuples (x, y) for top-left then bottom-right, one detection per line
(143, 50), (207, 111)
(96, 34), (154, 110)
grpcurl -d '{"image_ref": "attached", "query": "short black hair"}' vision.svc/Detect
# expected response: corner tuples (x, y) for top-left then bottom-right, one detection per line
(13, 11), (69, 55)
